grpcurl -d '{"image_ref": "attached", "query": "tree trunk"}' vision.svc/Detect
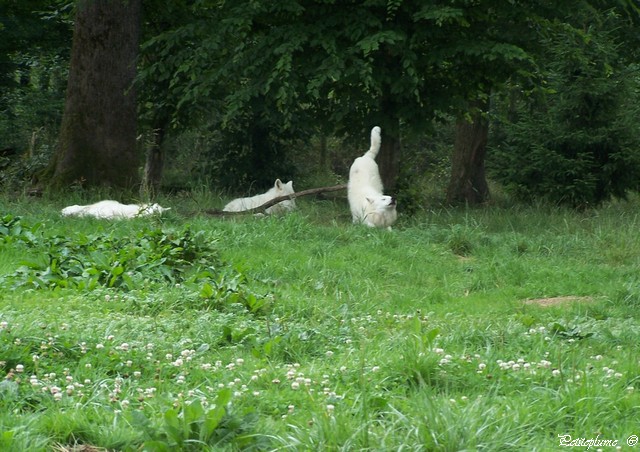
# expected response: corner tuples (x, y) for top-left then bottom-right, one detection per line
(373, 93), (401, 191)
(446, 100), (490, 205)
(141, 126), (165, 198)
(44, 0), (141, 191)
(376, 118), (401, 192)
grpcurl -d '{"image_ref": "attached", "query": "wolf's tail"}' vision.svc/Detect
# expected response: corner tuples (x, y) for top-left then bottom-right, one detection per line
(364, 126), (381, 160)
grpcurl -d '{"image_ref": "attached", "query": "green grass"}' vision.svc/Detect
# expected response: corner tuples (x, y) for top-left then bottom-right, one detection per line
(1, 194), (639, 451)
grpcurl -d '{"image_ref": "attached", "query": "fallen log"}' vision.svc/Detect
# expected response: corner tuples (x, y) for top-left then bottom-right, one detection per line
(204, 184), (347, 216)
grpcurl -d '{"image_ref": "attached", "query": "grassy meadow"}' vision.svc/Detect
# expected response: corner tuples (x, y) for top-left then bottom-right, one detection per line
(1, 193), (639, 451)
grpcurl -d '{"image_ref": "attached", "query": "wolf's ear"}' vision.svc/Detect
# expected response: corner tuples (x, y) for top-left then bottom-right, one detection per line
(275, 179), (283, 189)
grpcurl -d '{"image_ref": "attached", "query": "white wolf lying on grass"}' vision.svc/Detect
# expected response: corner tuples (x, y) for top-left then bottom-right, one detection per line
(348, 126), (397, 229)
(61, 200), (170, 219)
(223, 179), (296, 215)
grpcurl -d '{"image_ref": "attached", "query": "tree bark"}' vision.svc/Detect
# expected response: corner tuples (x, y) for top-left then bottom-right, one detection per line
(376, 118), (401, 192)
(44, 0), (141, 191)
(372, 94), (401, 192)
(446, 100), (490, 205)
(141, 126), (165, 198)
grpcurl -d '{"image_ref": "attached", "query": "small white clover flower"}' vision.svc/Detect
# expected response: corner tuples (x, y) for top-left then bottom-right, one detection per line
(15, 364), (24, 373)
(291, 381), (300, 390)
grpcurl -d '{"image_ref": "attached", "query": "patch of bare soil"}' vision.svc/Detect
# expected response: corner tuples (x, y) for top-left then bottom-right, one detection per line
(523, 296), (593, 307)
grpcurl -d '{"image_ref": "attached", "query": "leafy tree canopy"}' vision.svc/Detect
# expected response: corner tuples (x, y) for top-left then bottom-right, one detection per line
(140, 0), (559, 139)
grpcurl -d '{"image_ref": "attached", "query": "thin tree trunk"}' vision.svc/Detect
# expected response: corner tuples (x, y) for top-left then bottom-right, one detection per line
(43, 0), (141, 191)
(141, 126), (165, 198)
(446, 99), (490, 205)
(375, 110), (401, 192)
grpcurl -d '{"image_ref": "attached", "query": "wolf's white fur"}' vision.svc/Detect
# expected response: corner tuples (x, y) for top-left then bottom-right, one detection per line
(61, 200), (170, 219)
(223, 179), (296, 215)
(348, 126), (397, 229)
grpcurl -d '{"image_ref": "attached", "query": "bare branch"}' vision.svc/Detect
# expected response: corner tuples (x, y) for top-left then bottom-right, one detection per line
(204, 184), (347, 216)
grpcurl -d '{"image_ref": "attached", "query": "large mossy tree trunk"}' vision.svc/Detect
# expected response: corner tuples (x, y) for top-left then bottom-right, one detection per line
(44, 0), (141, 191)
(446, 99), (490, 205)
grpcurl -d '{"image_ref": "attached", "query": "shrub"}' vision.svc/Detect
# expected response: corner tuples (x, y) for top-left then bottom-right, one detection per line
(490, 18), (640, 208)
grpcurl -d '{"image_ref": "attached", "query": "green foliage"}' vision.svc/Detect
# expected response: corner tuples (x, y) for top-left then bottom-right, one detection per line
(490, 13), (640, 207)
(0, 218), (270, 316)
(135, 389), (259, 450)
(135, 0), (553, 190)
(0, 215), (41, 246)
(4, 225), (213, 290)
(0, 1), (71, 191)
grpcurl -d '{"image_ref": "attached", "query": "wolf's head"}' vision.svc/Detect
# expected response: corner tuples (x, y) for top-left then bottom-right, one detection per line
(266, 179), (296, 214)
(139, 203), (171, 216)
(364, 195), (397, 228)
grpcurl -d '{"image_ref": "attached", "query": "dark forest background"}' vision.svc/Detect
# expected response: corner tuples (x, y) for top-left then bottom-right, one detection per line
(1, 0), (639, 210)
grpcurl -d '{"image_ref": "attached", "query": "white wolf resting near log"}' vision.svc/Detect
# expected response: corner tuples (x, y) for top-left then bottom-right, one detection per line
(347, 126), (397, 229)
(61, 200), (170, 219)
(223, 179), (296, 215)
